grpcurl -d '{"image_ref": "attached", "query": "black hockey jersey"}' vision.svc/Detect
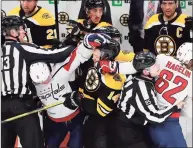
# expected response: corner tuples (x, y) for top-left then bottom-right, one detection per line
(144, 13), (190, 56)
(8, 6), (56, 49)
(78, 51), (135, 117)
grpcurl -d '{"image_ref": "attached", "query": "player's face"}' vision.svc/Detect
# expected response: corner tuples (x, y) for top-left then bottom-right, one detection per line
(93, 48), (101, 62)
(18, 26), (27, 42)
(186, 59), (193, 71)
(20, 0), (37, 15)
(161, 1), (177, 18)
(88, 7), (103, 24)
(149, 63), (161, 77)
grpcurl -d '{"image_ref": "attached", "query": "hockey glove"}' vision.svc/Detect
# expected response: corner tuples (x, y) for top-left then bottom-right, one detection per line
(63, 91), (84, 110)
(51, 39), (64, 49)
(66, 20), (91, 33)
(83, 33), (110, 49)
(94, 60), (118, 75)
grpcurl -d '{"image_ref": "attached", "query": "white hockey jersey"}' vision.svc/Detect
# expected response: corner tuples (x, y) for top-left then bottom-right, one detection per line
(34, 43), (93, 120)
(155, 54), (192, 117)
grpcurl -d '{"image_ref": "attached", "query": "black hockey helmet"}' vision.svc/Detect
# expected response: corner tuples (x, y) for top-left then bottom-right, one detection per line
(1, 15), (25, 36)
(133, 51), (156, 71)
(84, 0), (104, 11)
(100, 39), (120, 60)
(93, 26), (121, 42)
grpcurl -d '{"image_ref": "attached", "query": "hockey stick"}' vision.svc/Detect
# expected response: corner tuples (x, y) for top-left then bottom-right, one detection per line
(1, 101), (63, 124)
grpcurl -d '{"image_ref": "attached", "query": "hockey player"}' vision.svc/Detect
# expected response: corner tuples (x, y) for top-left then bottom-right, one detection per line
(1, 15), (92, 148)
(78, 0), (112, 24)
(148, 42), (192, 147)
(143, 0), (191, 56)
(65, 0), (112, 46)
(96, 45), (192, 147)
(113, 51), (185, 148)
(29, 33), (111, 148)
(63, 27), (137, 147)
(8, 0), (57, 48)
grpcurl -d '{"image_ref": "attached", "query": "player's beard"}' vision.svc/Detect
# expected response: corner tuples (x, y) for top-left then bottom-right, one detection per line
(165, 11), (177, 21)
(21, 5), (37, 16)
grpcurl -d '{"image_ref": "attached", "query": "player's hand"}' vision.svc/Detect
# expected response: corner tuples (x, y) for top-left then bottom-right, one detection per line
(63, 91), (83, 110)
(185, 16), (193, 30)
(83, 33), (110, 49)
(66, 20), (90, 33)
(51, 39), (64, 49)
(176, 101), (186, 109)
(94, 60), (118, 74)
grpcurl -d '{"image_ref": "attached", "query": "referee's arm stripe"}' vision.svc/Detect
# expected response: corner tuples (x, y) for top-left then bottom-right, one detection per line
(135, 94), (171, 123)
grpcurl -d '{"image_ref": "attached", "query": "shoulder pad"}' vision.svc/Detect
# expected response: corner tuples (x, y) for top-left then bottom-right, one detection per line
(145, 14), (160, 29)
(31, 7), (55, 26)
(101, 74), (126, 90)
(8, 7), (20, 16)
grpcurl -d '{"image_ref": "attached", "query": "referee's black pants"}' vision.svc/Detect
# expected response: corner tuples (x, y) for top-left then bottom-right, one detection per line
(1, 95), (44, 148)
(108, 110), (151, 148)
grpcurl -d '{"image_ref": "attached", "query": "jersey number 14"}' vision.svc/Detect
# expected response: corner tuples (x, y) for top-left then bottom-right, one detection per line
(155, 69), (188, 104)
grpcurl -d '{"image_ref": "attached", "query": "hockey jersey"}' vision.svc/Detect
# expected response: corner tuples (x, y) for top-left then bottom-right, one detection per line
(144, 13), (190, 56)
(155, 54), (192, 117)
(34, 43), (93, 121)
(78, 51), (135, 117)
(8, 6), (56, 49)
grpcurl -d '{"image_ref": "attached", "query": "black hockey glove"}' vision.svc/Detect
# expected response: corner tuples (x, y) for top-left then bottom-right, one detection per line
(66, 20), (91, 33)
(63, 91), (84, 110)
(51, 39), (64, 49)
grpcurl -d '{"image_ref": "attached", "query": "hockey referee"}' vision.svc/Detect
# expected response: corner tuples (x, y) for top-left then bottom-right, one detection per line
(1, 15), (78, 148)
(111, 51), (185, 148)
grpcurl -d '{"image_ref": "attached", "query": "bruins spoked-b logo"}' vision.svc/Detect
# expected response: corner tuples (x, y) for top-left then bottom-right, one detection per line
(58, 12), (69, 24)
(155, 35), (176, 56)
(119, 14), (129, 27)
(85, 67), (100, 92)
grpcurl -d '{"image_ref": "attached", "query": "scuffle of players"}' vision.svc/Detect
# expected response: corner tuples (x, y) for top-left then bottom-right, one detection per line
(1, 0), (193, 148)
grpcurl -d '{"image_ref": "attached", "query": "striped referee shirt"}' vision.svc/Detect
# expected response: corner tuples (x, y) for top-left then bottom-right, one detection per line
(1, 39), (75, 96)
(118, 75), (178, 125)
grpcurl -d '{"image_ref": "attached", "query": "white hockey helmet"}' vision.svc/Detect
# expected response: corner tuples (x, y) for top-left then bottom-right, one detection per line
(29, 62), (51, 84)
(176, 42), (193, 68)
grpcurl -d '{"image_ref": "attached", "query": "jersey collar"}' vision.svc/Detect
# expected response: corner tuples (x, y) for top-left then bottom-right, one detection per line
(159, 12), (181, 25)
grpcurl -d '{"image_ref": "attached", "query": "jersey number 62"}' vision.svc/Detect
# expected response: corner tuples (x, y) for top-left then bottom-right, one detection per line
(155, 69), (188, 104)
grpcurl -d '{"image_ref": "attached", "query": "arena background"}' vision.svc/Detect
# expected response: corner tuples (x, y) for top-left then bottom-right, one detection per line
(1, 0), (193, 147)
